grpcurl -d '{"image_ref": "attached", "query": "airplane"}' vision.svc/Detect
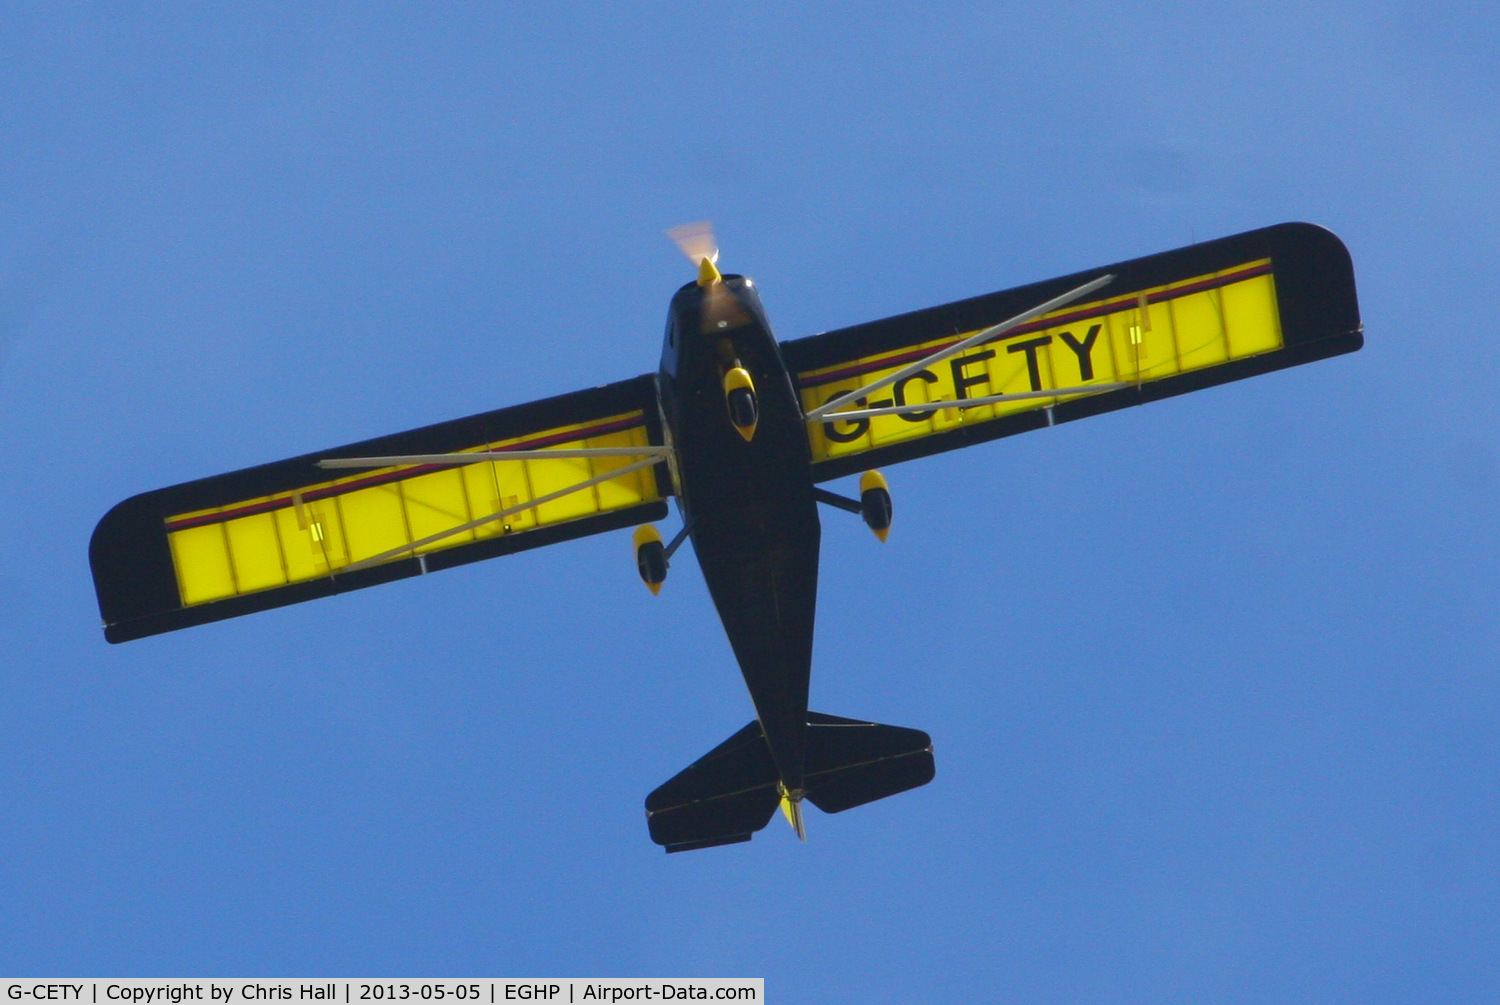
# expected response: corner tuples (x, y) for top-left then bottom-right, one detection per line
(90, 221), (1362, 852)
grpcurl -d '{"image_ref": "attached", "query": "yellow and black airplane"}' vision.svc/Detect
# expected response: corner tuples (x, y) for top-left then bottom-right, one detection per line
(90, 221), (1362, 852)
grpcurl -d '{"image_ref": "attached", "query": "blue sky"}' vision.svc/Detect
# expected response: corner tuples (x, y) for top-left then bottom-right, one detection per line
(2, 3), (1497, 999)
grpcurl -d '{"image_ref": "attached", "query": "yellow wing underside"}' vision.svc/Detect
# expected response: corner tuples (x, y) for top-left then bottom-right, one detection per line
(165, 411), (662, 607)
(162, 264), (1278, 606)
(799, 260), (1281, 463)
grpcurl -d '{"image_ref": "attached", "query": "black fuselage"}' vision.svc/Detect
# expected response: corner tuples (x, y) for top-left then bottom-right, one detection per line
(657, 276), (820, 793)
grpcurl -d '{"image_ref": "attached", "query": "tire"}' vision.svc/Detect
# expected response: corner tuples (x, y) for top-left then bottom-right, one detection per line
(727, 387), (758, 430)
(860, 487), (893, 534)
(636, 539), (668, 586)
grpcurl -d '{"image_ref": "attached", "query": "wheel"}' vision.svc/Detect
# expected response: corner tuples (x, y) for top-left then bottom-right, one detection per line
(860, 486), (892, 535)
(727, 386), (758, 431)
(636, 539), (667, 588)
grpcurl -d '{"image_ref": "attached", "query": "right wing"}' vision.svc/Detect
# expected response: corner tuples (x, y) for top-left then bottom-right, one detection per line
(783, 222), (1362, 482)
(91, 374), (670, 643)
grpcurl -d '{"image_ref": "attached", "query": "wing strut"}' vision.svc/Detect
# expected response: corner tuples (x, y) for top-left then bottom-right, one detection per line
(803, 273), (1114, 422)
(816, 382), (1130, 422)
(318, 445), (672, 469)
(663, 522), (692, 560)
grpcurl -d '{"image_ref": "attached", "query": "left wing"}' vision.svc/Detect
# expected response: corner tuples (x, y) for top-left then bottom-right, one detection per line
(784, 222), (1362, 482)
(91, 374), (670, 643)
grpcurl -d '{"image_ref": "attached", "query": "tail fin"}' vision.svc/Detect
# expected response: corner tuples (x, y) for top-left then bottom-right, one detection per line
(645, 713), (934, 853)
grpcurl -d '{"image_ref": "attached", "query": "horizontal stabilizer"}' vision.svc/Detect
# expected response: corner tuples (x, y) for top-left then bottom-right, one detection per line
(645, 721), (782, 853)
(645, 713), (935, 852)
(803, 712), (935, 814)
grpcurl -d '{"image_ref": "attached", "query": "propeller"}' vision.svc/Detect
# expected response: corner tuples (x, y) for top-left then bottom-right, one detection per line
(666, 220), (747, 333)
(665, 220), (719, 270)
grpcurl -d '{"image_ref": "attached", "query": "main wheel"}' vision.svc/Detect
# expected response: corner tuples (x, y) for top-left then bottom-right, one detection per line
(636, 539), (667, 589)
(860, 486), (892, 536)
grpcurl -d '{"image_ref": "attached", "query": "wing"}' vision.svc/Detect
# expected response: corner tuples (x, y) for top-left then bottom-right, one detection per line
(91, 374), (670, 643)
(783, 222), (1362, 482)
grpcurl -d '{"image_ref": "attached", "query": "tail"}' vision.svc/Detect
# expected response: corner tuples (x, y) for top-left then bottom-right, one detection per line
(645, 712), (935, 853)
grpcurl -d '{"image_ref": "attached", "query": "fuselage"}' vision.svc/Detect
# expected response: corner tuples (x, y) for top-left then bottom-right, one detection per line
(657, 275), (820, 793)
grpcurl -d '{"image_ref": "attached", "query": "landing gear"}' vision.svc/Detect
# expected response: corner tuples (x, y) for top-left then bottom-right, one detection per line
(633, 522), (692, 595)
(777, 781), (807, 841)
(634, 525), (667, 595)
(727, 386), (757, 430)
(811, 470), (893, 542)
(859, 470), (892, 542)
(722, 366), (758, 441)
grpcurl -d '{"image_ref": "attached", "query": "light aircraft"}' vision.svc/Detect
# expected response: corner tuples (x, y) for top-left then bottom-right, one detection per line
(91, 221), (1362, 852)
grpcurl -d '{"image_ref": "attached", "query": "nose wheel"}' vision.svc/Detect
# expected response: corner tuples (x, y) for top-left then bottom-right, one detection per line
(722, 366), (758, 441)
(727, 386), (757, 431)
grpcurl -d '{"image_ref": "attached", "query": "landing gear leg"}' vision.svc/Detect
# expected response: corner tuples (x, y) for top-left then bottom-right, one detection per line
(812, 470), (893, 542)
